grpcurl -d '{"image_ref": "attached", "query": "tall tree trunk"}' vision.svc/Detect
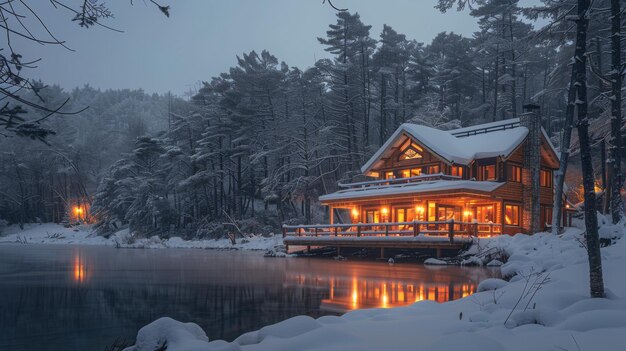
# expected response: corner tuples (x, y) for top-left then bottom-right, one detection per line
(609, 0), (623, 224)
(574, 0), (605, 298)
(551, 59), (578, 235)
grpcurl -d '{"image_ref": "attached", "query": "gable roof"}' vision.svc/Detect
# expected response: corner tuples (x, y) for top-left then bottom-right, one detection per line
(361, 118), (530, 175)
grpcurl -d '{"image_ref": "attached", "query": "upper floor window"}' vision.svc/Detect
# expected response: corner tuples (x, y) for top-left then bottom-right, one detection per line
(540, 170), (552, 187)
(507, 164), (522, 183)
(399, 142), (423, 161)
(427, 165), (440, 174)
(385, 171), (395, 180)
(477, 164), (496, 181)
(451, 166), (464, 178)
(400, 168), (422, 178)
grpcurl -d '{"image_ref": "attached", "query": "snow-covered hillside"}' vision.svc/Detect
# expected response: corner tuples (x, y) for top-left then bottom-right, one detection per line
(123, 223), (626, 351)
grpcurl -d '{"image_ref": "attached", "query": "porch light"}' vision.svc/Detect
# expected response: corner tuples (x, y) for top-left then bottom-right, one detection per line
(74, 206), (83, 215)
(463, 210), (473, 218)
(351, 208), (359, 218)
(381, 207), (389, 216)
(415, 206), (424, 214)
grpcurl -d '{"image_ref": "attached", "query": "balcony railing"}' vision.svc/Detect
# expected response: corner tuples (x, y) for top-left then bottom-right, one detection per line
(282, 220), (502, 244)
(337, 173), (462, 190)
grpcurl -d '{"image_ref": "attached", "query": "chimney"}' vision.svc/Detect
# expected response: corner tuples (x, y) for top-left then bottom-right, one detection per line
(520, 104), (541, 234)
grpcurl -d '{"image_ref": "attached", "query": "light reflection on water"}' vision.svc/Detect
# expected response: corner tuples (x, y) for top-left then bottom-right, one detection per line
(0, 244), (497, 351)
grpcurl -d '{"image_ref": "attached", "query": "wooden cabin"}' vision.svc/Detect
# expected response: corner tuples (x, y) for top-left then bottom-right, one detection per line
(319, 116), (571, 236)
(282, 115), (574, 258)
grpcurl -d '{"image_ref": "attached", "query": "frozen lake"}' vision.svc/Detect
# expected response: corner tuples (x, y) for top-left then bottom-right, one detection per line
(0, 244), (499, 350)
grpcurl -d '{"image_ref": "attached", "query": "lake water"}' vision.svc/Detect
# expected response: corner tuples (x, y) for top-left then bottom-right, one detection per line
(0, 244), (499, 350)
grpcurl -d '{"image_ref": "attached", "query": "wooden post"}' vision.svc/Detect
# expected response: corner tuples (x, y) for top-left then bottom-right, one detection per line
(448, 219), (454, 243)
(334, 225), (338, 237)
(413, 221), (419, 237)
(385, 223), (389, 236)
(473, 222), (478, 237)
(315, 227), (319, 237)
(357, 225), (361, 237)
(489, 223), (494, 236)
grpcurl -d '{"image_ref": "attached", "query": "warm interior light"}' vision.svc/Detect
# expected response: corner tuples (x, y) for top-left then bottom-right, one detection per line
(351, 208), (359, 218)
(381, 207), (389, 215)
(74, 206), (83, 214)
(415, 206), (424, 213)
(463, 210), (473, 218)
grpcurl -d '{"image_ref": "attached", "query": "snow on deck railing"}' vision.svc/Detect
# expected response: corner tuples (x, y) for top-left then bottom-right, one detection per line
(282, 220), (502, 243)
(337, 173), (462, 189)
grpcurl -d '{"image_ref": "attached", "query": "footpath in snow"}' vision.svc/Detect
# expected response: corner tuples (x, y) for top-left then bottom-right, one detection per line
(122, 220), (626, 351)
(0, 223), (282, 251)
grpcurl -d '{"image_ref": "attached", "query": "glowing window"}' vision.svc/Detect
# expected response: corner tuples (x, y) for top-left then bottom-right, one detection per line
(477, 165), (496, 181)
(451, 166), (464, 178)
(540, 170), (552, 187)
(504, 204), (520, 226)
(475, 205), (494, 223)
(399, 143), (423, 161)
(427, 165), (440, 174)
(507, 164), (522, 182)
(385, 171), (395, 180)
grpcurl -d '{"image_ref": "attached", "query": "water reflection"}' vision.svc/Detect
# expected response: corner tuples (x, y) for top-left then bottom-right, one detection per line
(286, 269), (477, 312)
(0, 244), (498, 351)
(73, 253), (87, 283)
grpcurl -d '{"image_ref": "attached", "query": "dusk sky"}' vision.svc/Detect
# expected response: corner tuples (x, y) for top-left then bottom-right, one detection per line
(19, 0), (484, 96)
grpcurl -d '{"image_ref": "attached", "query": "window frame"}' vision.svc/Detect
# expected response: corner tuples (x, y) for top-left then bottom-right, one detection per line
(504, 203), (521, 226)
(477, 164), (496, 181)
(507, 163), (522, 183)
(540, 169), (552, 188)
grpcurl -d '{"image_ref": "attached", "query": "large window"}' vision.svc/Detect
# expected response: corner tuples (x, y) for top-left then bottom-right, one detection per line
(540, 170), (552, 187)
(427, 165), (440, 174)
(364, 210), (380, 223)
(475, 205), (495, 223)
(504, 204), (520, 226)
(394, 207), (415, 223)
(400, 168), (422, 178)
(451, 166), (464, 178)
(507, 164), (522, 183)
(437, 206), (461, 221)
(477, 164), (496, 181)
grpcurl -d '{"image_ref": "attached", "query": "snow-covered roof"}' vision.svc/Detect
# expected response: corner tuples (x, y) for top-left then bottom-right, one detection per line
(319, 179), (504, 203)
(361, 119), (529, 174)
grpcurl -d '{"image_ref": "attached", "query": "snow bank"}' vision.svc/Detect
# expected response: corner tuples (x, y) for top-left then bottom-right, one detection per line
(122, 317), (210, 351)
(0, 223), (282, 252)
(476, 278), (508, 292)
(424, 258), (448, 265)
(126, 222), (626, 351)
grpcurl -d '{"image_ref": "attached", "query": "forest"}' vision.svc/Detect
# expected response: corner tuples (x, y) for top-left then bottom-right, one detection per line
(0, 0), (624, 239)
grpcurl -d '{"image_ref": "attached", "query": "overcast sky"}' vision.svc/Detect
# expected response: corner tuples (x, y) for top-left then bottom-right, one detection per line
(18, 1), (485, 96)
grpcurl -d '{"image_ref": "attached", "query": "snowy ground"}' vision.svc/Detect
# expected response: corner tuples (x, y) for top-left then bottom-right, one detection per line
(123, 218), (626, 351)
(0, 223), (283, 251)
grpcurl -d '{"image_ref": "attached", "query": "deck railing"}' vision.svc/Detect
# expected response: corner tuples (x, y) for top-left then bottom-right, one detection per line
(337, 173), (462, 189)
(282, 220), (502, 243)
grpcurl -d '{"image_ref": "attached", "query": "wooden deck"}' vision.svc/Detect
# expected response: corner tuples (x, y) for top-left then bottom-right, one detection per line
(283, 220), (501, 257)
